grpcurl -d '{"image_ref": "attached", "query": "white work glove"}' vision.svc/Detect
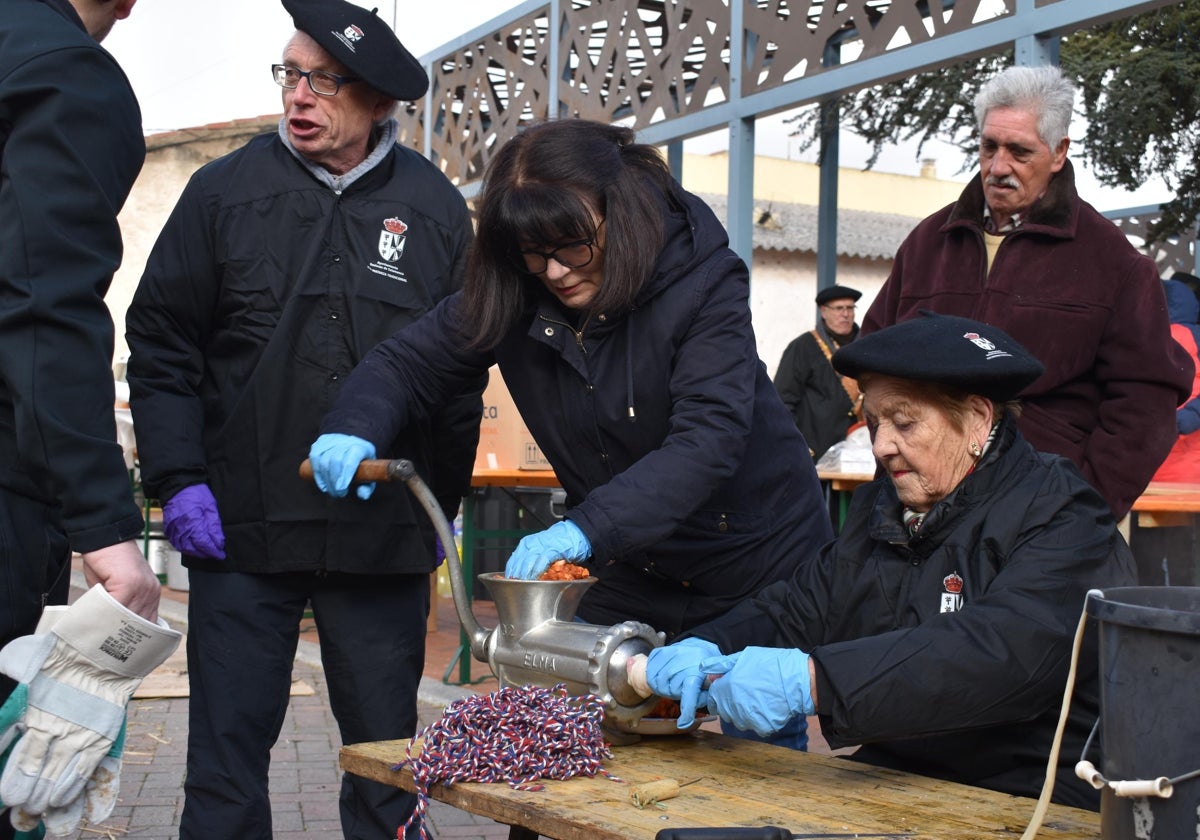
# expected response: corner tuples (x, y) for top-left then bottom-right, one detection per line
(0, 585), (180, 827)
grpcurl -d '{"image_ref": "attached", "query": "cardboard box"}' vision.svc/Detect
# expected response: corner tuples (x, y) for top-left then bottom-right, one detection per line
(474, 366), (552, 471)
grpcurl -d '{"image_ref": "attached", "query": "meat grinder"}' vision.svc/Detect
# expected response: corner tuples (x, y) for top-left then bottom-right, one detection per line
(319, 458), (665, 730)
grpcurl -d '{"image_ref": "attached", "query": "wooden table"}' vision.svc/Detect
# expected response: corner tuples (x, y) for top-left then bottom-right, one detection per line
(1130, 481), (1200, 527)
(341, 730), (1099, 840)
(1127, 481), (1200, 586)
(447, 469), (561, 685)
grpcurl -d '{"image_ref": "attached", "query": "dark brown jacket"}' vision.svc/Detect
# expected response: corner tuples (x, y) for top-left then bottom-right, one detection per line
(864, 161), (1193, 517)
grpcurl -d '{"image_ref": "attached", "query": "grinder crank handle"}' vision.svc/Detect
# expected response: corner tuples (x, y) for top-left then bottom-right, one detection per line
(298, 457), (410, 484)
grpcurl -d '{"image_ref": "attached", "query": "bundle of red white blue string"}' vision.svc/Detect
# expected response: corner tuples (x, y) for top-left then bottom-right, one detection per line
(394, 683), (620, 839)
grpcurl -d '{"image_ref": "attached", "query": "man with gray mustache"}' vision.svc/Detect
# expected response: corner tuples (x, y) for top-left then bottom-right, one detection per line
(863, 65), (1192, 520)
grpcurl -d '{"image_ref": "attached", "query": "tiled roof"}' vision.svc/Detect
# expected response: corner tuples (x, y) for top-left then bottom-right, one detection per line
(698, 192), (928, 260)
(146, 114), (282, 151)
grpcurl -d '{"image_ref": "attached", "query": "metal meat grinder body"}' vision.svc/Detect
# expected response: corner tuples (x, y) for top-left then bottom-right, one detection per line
(395, 460), (664, 726)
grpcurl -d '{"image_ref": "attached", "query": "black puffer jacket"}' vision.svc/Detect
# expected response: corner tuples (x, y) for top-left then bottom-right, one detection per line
(127, 131), (481, 575)
(0, 0), (146, 552)
(693, 414), (1135, 809)
(773, 321), (859, 460)
(323, 183), (834, 629)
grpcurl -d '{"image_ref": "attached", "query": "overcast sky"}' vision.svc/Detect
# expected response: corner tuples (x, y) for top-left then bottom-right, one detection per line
(104, 0), (1171, 213)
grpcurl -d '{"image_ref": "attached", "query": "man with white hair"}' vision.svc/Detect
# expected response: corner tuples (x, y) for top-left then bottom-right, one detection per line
(864, 64), (1193, 519)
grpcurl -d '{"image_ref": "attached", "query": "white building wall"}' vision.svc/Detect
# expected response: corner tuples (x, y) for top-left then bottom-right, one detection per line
(749, 250), (886, 379)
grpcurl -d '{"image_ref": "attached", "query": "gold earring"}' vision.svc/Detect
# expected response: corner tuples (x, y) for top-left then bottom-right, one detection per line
(971, 442), (982, 457)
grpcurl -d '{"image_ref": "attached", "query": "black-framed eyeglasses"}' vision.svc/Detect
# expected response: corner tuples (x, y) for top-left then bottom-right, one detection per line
(518, 220), (606, 275)
(271, 64), (361, 97)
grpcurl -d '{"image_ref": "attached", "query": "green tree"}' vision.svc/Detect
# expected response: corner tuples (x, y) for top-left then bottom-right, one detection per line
(787, 2), (1199, 244)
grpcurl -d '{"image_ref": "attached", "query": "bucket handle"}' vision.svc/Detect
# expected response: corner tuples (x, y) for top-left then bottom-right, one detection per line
(1074, 717), (1200, 799)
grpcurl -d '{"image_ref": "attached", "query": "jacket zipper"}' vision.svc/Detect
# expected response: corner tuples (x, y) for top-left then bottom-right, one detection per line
(539, 313), (591, 355)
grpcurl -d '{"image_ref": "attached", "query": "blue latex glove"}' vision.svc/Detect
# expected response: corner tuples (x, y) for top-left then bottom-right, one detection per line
(308, 434), (376, 500)
(701, 647), (815, 738)
(504, 520), (591, 580)
(434, 536), (447, 568)
(645, 638), (720, 728)
(163, 484), (225, 560)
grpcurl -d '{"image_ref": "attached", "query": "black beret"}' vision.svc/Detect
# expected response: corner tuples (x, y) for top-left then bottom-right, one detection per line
(282, 0), (428, 101)
(832, 311), (1044, 402)
(815, 285), (862, 306)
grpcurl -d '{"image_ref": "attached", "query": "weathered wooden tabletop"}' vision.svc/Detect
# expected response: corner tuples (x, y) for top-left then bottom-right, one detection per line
(341, 730), (1099, 839)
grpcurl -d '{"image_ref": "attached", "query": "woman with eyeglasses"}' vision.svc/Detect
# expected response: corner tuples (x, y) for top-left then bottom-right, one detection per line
(309, 119), (834, 742)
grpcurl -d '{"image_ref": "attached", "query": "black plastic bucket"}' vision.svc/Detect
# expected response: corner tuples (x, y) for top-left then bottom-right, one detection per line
(1085, 587), (1200, 839)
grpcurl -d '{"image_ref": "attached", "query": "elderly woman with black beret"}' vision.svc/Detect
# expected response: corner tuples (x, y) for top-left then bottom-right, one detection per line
(644, 312), (1136, 810)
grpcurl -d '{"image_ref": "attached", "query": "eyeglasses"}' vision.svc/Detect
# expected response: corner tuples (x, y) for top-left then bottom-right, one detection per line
(518, 220), (605, 275)
(822, 304), (856, 314)
(271, 64), (361, 97)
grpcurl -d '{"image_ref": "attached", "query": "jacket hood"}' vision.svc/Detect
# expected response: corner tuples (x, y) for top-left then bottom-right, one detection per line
(1163, 278), (1200, 326)
(639, 184), (732, 305)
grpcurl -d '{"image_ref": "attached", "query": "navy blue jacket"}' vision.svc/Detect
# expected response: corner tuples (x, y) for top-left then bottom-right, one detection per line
(0, 0), (145, 552)
(323, 184), (833, 629)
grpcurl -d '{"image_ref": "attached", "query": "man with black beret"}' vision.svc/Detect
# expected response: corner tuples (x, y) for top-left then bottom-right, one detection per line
(773, 284), (864, 460)
(125, 1), (483, 836)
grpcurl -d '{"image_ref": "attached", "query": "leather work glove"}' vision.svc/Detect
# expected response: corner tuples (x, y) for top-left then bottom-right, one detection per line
(504, 520), (591, 580)
(308, 434), (377, 500)
(0, 585), (181, 821)
(645, 638), (721, 729)
(0, 607), (126, 837)
(30, 720), (126, 837)
(701, 647), (815, 738)
(163, 483), (226, 560)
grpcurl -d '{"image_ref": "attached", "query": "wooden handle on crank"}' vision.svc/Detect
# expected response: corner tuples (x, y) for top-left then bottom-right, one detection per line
(298, 458), (407, 483)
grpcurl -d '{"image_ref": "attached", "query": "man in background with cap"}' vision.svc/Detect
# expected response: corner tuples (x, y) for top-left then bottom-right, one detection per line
(774, 285), (864, 460)
(864, 65), (1192, 519)
(125, 1), (482, 836)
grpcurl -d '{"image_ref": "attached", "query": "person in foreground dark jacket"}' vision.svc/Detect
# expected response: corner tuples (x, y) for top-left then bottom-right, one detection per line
(125, 2), (481, 837)
(645, 312), (1136, 811)
(863, 65), (1192, 519)
(310, 118), (835, 749)
(0, 2), (169, 835)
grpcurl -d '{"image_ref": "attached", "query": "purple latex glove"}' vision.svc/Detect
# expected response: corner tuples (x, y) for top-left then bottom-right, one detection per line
(435, 536), (446, 568)
(163, 484), (226, 560)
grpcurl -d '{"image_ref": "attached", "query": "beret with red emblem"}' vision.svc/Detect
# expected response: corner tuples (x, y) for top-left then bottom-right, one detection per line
(832, 310), (1044, 402)
(281, 0), (428, 101)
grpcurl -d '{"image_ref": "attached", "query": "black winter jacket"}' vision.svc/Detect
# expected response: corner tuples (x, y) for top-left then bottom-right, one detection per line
(693, 415), (1135, 809)
(127, 131), (481, 575)
(322, 184), (834, 631)
(773, 321), (859, 460)
(0, 0), (146, 552)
